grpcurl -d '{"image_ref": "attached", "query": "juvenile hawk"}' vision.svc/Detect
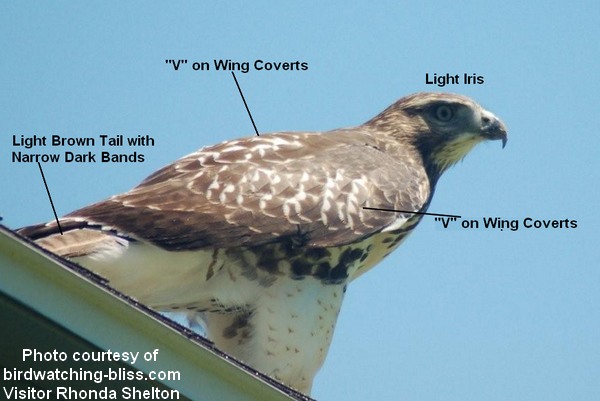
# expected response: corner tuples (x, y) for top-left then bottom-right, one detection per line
(19, 93), (507, 394)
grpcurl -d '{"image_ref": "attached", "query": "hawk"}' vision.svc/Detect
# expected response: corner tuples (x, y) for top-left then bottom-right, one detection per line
(19, 93), (507, 394)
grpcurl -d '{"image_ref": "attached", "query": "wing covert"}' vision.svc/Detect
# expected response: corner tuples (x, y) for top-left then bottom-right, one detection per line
(60, 131), (431, 250)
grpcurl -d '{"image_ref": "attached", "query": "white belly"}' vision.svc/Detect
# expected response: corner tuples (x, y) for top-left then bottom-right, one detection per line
(70, 228), (412, 394)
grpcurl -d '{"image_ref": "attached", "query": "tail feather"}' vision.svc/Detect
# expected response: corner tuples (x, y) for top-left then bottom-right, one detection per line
(18, 220), (131, 259)
(18, 220), (86, 240)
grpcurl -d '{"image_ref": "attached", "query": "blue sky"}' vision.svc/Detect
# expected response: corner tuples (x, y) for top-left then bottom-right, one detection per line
(1, 2), (598, 400)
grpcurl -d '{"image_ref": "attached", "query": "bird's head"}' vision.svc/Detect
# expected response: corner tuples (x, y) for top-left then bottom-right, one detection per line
(366, 92), (507, 177)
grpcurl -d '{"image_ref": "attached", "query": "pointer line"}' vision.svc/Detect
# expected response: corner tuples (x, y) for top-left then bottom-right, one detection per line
(362, 206), (461, 219)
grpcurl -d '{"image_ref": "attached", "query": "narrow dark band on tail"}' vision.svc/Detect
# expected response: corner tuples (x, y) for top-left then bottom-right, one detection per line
(18, 220), (136, 242)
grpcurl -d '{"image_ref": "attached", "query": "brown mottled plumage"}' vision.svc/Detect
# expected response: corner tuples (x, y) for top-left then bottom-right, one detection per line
(19, 93), (507, 394)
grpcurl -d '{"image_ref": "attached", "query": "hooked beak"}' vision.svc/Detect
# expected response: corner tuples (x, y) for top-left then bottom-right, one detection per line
(481, 110), (508, 148)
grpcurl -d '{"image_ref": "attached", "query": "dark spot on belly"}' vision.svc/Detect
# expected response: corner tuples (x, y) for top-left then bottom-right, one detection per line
(256, 251), (281, 274)
(205, 264), (215, 281)
(223, 312), (253, 340)
(314, 262), (332, 279)
(340, 248), (365, 265)
(312, 248), (363, 284)
(328, 265), (348, 284)
(305, 247), (331, 260)
(291, 259), (313, 279)
(387, 233), (407, 249)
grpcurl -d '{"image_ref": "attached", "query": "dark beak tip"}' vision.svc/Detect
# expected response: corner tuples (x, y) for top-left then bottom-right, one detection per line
(484, 119), (508, 149)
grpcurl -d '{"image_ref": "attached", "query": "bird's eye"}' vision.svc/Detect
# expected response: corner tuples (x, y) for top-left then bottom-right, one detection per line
(434, 105), (454, 122)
